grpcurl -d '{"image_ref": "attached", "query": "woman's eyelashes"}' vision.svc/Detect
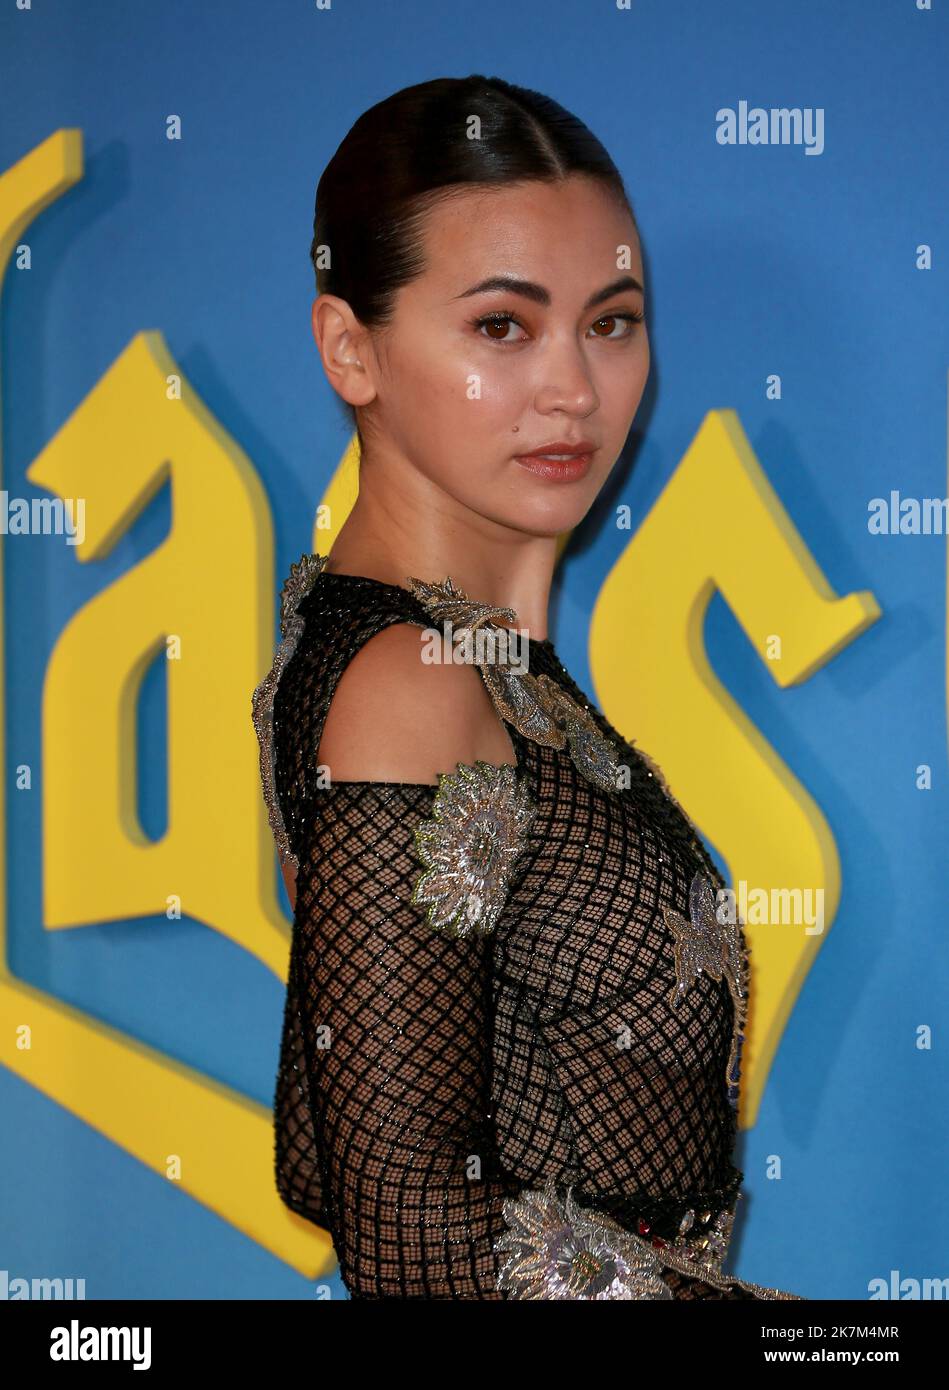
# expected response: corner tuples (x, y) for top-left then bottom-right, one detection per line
(468, 308), (645, 343)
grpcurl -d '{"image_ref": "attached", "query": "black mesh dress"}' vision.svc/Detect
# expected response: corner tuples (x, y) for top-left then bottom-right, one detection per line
(252, 552), (806, 1301)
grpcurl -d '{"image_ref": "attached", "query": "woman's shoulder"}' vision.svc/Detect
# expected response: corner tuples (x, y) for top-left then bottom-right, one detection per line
(281, 551), (428, 697)
(318, 619), (517, 781)
(279, 552), (518, 782)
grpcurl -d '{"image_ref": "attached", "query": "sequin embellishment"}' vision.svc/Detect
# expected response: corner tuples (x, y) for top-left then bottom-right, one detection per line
(494, 1180), (673, 1300)
(495, 1181), (805, 1300)
(405, 574), (623, 794)
(662, 871), (750, 1099)
(410, 760), (537, 938)
(251, 552), (327, 871)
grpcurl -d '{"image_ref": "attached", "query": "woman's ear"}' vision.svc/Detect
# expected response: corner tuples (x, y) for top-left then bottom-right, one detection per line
(311, 294), (375, 410)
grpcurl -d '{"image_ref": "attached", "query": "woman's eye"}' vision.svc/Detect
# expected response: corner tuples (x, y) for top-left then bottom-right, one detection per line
(471, 309), (644, 342)
(589, 312), (644, 339)
(473, 313), (526, 342)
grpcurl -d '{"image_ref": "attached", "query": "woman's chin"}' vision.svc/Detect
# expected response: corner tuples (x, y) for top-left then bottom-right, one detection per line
(498, 499), (594, 539)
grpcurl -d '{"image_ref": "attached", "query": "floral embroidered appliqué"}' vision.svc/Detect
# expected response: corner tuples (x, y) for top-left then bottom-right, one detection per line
(494, 1180), (673, 1300)
(405, 574), (623, 794)
(494, 1180), (805, 1300)
(662, 871), (750, 1101)
(410, 760), (537, 938)
(251, 552), (327, 871)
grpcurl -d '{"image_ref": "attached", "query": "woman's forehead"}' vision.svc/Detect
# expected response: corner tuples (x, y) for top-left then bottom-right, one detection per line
(412, 184), (641, 295)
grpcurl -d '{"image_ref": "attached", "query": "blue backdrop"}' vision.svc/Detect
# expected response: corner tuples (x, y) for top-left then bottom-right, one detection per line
(1, 0), (947, 1301)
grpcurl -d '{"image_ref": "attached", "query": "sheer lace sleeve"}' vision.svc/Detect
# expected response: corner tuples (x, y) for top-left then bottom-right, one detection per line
(257, 575), (539, 1297)
(273, 940), (326, 1226)
(288, 773), (534, 1299)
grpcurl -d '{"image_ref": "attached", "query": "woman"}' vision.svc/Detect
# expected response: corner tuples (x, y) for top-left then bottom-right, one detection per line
(252, 74), (806, 1301)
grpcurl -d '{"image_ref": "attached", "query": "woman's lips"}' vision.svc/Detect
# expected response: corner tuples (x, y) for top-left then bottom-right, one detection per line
(514, 449), (595, 481)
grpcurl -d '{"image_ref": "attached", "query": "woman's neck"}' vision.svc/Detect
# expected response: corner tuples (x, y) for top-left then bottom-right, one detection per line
(323, 492), (558, 641)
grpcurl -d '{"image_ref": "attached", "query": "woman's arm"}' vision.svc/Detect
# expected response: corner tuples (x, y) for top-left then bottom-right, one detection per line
(273, 944), (325, 1225)
(274, 624), (530, 1298)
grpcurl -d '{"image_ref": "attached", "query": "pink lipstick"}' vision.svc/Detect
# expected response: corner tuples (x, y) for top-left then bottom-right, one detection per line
(514, 439), (596, 482)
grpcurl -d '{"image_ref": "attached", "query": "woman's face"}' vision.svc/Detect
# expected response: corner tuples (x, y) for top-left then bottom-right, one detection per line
(338, 173), (649, 538)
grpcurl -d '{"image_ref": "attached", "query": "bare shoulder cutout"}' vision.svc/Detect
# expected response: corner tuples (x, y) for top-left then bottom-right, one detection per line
(317, 621), (517, 784)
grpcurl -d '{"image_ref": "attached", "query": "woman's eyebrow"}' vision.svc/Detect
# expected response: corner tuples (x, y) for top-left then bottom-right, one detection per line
(455, 274), (643, 308)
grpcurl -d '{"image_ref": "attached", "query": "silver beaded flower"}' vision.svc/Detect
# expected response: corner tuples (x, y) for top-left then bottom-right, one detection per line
(405, 574), (623, 795)
(495, 1180), (806, 1300)
(662, 870), (749, 1095)
(530, 672), (625, 793)
(494, 1181), (674, 1300)
(410, 760), (537, 938)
